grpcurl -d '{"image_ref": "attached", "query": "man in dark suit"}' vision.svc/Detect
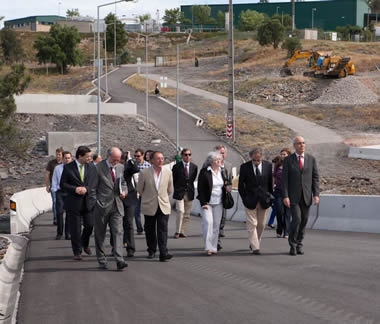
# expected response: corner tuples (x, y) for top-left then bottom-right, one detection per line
(122, 155), (140, 257)
(238, 147), (273, 255)
(60, 146), (97, 260)
(281, 136), (320, 256)
(93, 147), (128, 271)
(172, 148), (198, 238)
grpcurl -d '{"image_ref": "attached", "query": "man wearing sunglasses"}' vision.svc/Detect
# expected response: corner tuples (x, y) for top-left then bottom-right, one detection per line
(133, 149), (151, 235)
(172, 148), (198, 239)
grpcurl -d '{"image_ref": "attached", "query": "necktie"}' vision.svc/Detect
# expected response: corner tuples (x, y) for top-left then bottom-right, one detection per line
(79, 164), (84, 182)
(110, 167), (115, 183)
(256, 166), (261, 177)
(299, 155), (303, 171)
(184, 164), (189, 178)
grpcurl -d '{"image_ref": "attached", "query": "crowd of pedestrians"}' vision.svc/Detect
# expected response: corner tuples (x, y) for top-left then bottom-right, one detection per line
(44, 135), (319, 270)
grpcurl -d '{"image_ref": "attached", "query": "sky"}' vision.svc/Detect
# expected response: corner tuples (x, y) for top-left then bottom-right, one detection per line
(1, 0), (323, 26)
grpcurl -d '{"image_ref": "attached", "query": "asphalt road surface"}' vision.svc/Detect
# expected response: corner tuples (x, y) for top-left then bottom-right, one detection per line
(18, 212), (380, 324)
(104, 67), (244, 168)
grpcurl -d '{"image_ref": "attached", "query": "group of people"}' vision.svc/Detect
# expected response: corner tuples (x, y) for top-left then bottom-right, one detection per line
(44, 134), (319, 271)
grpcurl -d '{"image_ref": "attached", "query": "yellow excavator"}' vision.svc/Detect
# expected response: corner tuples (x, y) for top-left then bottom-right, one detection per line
(280, 50), (355, 78)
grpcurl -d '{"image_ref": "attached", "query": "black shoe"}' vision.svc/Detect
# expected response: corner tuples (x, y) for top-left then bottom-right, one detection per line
(179, 233), (187, 238)
(217, 244), (223, 251)
(252, 249), (261, 255)
(55, 235), (62, 240)
(296, 248), (304, 255)
(99, 263), (108, 270)
(65, 235), (71, 240)
(268, 224), (275, 229)
(53, 220), (57, 225)
(219, 232), (225, 238)
(127, 250), (134, 258)
(116, 262), (128, 271)
(289, 247), (297, 256)
(147, 251), (156, 259)
(159, 254), (173, 262)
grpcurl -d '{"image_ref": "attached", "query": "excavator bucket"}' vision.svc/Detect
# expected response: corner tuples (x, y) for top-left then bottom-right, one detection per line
(280, 66), (293, 77)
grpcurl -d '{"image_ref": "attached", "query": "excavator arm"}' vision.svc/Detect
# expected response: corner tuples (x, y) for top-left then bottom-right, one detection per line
(280, 50), (314, 76)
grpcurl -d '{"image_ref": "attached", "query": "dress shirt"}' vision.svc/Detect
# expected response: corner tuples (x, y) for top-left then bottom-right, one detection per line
(153, 167), (162, 191)
(75, 160), (85, 178)
(137, 160), (151, 171)
(105, 160), (116, 179)
(183, 161), (189, 177)
(252, 162), (262, 176)
(51, 164), (64, 193)
(208, 166), (223, 205)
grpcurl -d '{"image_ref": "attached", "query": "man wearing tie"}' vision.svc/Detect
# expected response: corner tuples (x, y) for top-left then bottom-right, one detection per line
(93, 147), (128, 270)
(238, 148), (273, 255)
(282, 136), (320, 256)
(136, 151), (174, 262)
(60, 146), (96, 260)
(172, 148), (198, 238)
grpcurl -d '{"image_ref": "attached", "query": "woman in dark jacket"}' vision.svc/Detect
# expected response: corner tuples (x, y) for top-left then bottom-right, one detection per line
(197, 151), (229, 255)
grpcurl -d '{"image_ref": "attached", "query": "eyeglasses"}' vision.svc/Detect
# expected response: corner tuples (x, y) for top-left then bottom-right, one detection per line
(134, 155), (141, 158)
(183, 153), (191, 156)
(295, 142), (305, 145)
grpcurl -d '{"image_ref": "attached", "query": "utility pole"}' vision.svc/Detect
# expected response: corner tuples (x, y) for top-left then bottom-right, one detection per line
(227, 0), (235, 141)
(176, 44), (180, 151)
(292, 0), (295, 32)
(114, 1), (117, 66)
(145, 35), (149, 125)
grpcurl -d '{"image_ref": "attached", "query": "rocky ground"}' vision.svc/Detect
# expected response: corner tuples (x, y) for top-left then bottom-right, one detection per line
(0, 236), (10, 264)
(0, 114), (176, 216)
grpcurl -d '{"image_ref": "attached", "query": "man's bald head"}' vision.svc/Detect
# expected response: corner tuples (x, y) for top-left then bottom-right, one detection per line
(293, 136), (306, 155)
(107, 147), (122, 166)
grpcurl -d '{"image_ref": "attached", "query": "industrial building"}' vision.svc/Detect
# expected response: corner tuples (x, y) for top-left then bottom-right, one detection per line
(181, 0), (370, 31)
(4, 16), (66, 32)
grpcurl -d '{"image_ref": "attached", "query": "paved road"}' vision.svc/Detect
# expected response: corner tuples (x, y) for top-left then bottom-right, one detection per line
(146, 73), (343, 145)
(18, 212), (380, 324)
(104, 67), (244, 168)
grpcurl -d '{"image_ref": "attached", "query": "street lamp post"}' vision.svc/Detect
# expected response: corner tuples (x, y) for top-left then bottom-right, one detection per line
(114, 1), (117, 66)
(97, 0), (135, 155)
(312, 8), (317, 29)
(227, 0), (235, 141)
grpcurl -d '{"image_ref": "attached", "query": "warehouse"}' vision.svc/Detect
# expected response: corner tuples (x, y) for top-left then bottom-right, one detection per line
(4, 16), (66, 32)
(181, 0), (370, 31)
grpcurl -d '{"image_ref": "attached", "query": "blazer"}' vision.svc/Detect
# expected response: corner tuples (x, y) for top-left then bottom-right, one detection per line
(60, 160), (97, 212)
(93, 160), (127, 216)
(281, 153), (320, 207)
(172, 161), (198, 201)
(238, 160), (273, 210)
(197, 167), (227, 207)
(136, 167), (173, 216)
(123, 159), (140, 207)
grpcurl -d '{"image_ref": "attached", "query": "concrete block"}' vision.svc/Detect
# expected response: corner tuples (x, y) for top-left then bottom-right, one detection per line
(348, 145), (380, 161)
(47, 132), (96, 156)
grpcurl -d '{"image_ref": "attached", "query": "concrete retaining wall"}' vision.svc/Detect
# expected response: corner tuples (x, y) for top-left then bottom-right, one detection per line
(0, 235), (28, 324)
(348, 145), (380, 161)
(47, 132), (97, 156)
(9, 188), (52, 235)
(15, 94), (136, 115)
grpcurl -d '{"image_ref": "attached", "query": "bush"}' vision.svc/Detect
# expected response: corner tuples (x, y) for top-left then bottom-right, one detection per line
(257, 18), (285, 49)
(120, 51), (136, 64)
(282, 37), (302, 57)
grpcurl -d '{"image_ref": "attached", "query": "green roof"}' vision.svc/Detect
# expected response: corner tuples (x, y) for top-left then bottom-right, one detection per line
(4, 15), (66, 26)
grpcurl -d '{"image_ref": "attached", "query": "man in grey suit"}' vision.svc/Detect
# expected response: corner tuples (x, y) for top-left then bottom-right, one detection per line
(281, 136), (320, 256)
(93, 147), (128, 270)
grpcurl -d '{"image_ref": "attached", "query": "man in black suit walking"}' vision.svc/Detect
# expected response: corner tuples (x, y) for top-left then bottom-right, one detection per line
(172, 148), (198, 238)
(281, 136), (320, 256)
(238, 147), (273, 255)
(60, 146), (97, 260)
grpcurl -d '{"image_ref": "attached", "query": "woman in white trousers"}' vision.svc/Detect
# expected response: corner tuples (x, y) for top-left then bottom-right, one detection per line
(197, 151), (228, 255)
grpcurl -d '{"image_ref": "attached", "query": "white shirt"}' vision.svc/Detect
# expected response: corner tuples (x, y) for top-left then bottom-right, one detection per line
(51, 164), (64, 193)
(252, 162), (262, 176)
(208, 166), (224, 205)
(153, 167), (162, 191)
(105, 160), (116, 179)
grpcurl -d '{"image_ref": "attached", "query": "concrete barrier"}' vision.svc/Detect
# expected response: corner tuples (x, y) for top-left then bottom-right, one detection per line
(15, 94), (136, 116)
(47, 132), (97, 156)
(0, 234), (28, 324)
(348, 145), (380, 161)
(9, 188), (52, 235)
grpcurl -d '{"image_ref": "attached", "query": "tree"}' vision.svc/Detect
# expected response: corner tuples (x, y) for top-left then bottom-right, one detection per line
(66, 8), (80, 18)
(282, 37), (302, 57)
(0, 63), (30, 152)
(272, 13), (292, 28)
(257, 18), (285, 49)
(193, 5), (212, 25)
(34, 24), (82, 74)
(0, 28), (24, 63)
(238, 10), (265, 31)
(138, 13), (151, 24)
(104, 13), (127, 56)
(216, 10), (225, 28)
(336, 25), (362, 41)
(163, 8), (188, 25)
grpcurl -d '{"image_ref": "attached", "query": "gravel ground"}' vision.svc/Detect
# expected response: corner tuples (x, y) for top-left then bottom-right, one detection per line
(312, 76), (379, 105)
(0, 114), (176, 215)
